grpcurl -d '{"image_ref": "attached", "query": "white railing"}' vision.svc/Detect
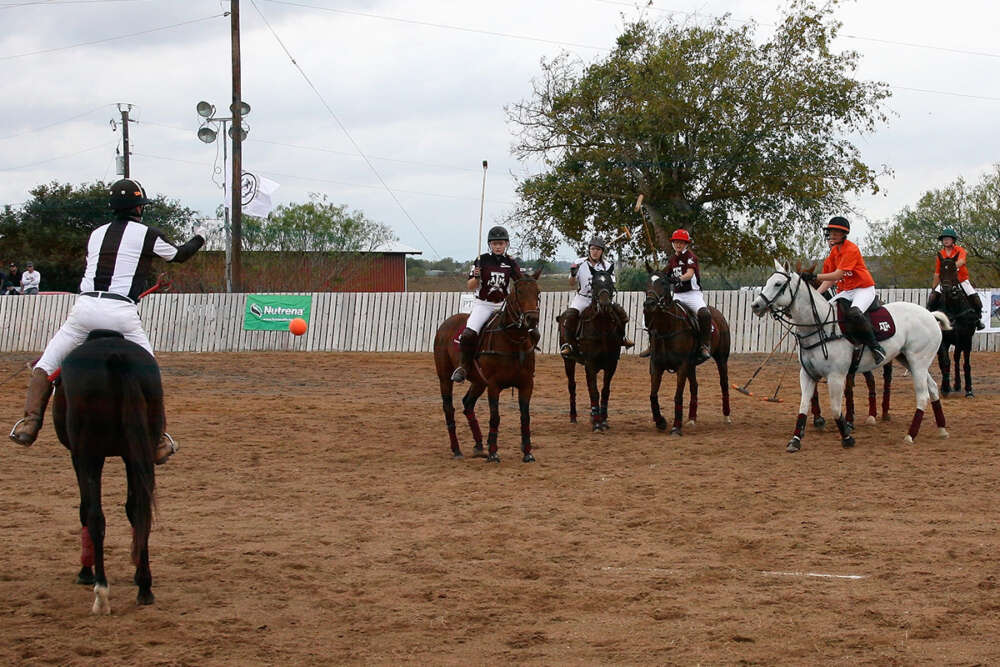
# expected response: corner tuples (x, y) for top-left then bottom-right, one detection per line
(1, 290), (997, 354)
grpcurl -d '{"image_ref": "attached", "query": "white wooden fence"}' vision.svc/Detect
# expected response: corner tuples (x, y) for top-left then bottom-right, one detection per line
(1, 290), (998, 354)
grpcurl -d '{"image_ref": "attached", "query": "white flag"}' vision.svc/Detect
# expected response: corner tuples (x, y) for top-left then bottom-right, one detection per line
(229, 172), (280, 218)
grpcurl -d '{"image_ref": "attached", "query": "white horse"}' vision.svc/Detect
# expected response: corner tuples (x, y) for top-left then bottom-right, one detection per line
(751, 260), (951, 452)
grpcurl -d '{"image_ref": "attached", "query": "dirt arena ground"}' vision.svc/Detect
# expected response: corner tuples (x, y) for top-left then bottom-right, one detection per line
(1, 350), (999, 665)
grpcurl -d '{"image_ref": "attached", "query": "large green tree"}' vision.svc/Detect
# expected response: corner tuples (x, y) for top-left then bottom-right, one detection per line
(868, 166), (1000, 288)
(506, 0), (890, 266)
(0, 181), (196, 291)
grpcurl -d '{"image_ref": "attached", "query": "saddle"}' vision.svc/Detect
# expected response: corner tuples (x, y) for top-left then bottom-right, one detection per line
(670, 301), (715, 335)
(834, 298), (895, 342)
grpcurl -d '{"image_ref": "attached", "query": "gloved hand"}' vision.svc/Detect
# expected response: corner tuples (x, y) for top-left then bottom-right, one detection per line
(667, 273), (681, 285)
(193, 225), (209, 239)
(799, 271), (817, 284)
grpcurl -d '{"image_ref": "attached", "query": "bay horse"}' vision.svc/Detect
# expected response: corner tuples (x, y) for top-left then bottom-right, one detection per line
(810, 364), (894, 432)
(557, 268), (622, 431)
(51, 330), (163, 614)
(643, 266), (732, 435)
(931, 254), (978, 397)
(752, 260), (951, 452)
(433, 269), (542, 463)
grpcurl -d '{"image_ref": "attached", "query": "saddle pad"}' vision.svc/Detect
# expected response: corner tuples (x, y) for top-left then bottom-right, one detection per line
(836, 304), (895, 341)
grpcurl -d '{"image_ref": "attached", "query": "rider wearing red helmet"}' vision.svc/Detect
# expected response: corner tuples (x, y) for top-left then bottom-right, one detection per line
(665, 227), (712, 364)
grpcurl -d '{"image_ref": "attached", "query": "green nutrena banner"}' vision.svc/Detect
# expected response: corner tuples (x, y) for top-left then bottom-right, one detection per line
(243, 294), (313, 331)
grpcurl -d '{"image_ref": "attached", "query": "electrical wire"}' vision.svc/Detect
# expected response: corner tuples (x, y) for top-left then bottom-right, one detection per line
(249, 0), (443, 259)
(0, 12), (226, 60)
(1, 0), (151, 7)
(0, 140), (117, 171)
(0, 103), (115, 141)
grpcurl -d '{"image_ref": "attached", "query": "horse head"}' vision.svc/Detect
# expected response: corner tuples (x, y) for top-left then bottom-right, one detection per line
(643, 261), (675, 313)
(589, 268), (615, 310)
(506, 267), (542, 330)
(751, 259), (808, 318)
(938, 254), (964, 298)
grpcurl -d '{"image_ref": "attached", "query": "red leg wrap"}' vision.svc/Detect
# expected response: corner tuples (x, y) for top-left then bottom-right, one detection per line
(908, 409), (924, 439)
(80, 527), (95, 568)
(931, 400), (946, 428)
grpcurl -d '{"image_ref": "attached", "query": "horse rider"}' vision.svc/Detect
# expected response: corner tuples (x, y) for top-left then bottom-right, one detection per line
(649, 228), (713, 364)
(559, 235), (634, 358)
(9, 178), (205, 463)
(800, 216), (887, 364)
(927, 227), (986, 330)
(450, 225), (526, 383)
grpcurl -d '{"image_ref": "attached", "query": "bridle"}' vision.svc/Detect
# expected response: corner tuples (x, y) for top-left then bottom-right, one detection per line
(759, 270), (843, 355)
(643, 271), (696, 342)
(501, 277), (540, 332)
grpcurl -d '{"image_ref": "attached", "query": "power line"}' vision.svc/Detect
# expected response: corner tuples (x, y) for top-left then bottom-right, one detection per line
(0, 103), (114, 141)
(249, 0), (443, 259)
(1, 0), (151, 7)
(0, 12), (226, 60)
(0, 140), (117, 171)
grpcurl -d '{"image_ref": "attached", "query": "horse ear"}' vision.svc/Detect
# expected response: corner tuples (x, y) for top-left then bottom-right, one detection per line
(532, 267), (542, 280)
(773, 258), (784, 272)
(645, 260), (655, 274)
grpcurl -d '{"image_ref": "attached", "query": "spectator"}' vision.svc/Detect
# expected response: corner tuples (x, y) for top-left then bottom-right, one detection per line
(2, 262), (20, 295)
(20, 261), (40, 295)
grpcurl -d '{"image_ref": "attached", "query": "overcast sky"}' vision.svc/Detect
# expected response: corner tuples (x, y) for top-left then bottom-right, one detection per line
(1, 0), (998, 262)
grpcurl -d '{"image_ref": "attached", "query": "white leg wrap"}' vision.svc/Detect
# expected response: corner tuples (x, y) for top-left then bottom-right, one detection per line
(92, 583), (110, 615)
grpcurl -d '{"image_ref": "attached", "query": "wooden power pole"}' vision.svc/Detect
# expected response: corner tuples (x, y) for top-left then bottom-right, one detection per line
(230, 0), (244, 292)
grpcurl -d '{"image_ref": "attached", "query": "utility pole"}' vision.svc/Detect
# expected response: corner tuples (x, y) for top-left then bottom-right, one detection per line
(116, 103), (133, 177)
(230, 0), (243, 292)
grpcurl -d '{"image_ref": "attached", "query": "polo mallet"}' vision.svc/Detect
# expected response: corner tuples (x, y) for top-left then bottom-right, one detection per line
(0, 360), (32, 387)
(763, 352), (795, 403)
(733, 328), (790, 396)
(476, 159), (488, 256)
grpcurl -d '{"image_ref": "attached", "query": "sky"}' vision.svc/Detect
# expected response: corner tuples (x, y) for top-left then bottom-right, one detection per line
(1, 0), (998, 263)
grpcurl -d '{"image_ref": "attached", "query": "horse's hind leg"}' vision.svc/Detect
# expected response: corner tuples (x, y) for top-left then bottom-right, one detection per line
(564, 358), (578, 423)
(810, 388), (825, 429)
(462, 383), (487, 457)
(599, 359), (619, 431)
(650, 367), (667, 431)
(953, 345), (962, 393)
(863, 371), (877, 424)
(686, 368), (698, 427)
(72, 454), (96, 586)
(904, 363), (933, 444)
(827, 372), (854, 448)
(485, 384), (501, 463)
(670, 365), (689, 436)
(585, 366), (601, 432)
(518, 380), (536, 463)
(962, 346), (973, 397)
(439, 378), (462, 457)
(938, 345), (951, 395)
(77, 455), (110, 614)
(882, 363), (893, 420)
(125, 459), (155, 605)
(927, 373), (949, 439)
(715, 357), (732, 423)
(788, 368), (818, 453)
(844, 373), (856, 431)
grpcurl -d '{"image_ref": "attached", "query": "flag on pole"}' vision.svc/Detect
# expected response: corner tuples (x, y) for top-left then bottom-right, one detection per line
(230, 171), (280, 218)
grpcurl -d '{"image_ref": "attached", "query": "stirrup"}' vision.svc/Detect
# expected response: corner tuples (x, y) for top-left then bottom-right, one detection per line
(560, 343), (575, 358)
(155, 432), (178, 465)
(870, 345), (886, 364)
(622, 337), (634, 349)
(9, 417), (40, 447)
(450, 366), (467, 383)
(694, 345), (711, 363)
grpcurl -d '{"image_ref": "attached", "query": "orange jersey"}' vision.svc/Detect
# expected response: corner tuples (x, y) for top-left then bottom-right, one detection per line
(822, 239), (874, 292)
(934, 245), (969, 282)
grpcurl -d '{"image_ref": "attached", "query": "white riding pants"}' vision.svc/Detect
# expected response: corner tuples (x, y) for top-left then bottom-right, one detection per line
(933, 280), (976, 296)
(569, 293), (591, 312)
(672, 290), (707, 312)
(831, 285), (876, 312)
(36, 295), (153, 375)
(465, 298), (503, 334)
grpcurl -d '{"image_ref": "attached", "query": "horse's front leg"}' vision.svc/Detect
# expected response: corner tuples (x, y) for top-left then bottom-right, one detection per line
(649, 363), (667, 431)
(810, 387), (825, 429)
(715, 356), (732, 423)
(952, 345), (962, 393)
(788, 368), (818, 453)
(938, 344), (951, 395)
(671, 363), (690, 436)
(827, 372), (854, 448)
(77, 456), (110, 614)
(844, 372), (856, 431)
(485, 383), (502, 463)
(564, 357), (578, 423)
(125, 459), (154, 606)
(882, 363), (893, 421)
(518, 379), (535, 463)
(863, 370), (878, 425)
(962, 346), (973, 397)
(598, 358), (619, 431)
(686, 367), (699, 427)
(585, 365), (601, 432)
(439, 377), (462, 457)
(462, 383), (487, 457)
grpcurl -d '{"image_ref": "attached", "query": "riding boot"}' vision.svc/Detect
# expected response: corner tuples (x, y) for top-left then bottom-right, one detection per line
(693, 308), (712, 364)
(969, 292), (986, 330)
(850, 306), (886, 364)
(927, 290), (941, 312)
(451, 330), (479, 383)
(560, 308), (580, 358)
(9, 368), (53, 446)
(611, 303), (634, 348)
(155, 432), (178, 465)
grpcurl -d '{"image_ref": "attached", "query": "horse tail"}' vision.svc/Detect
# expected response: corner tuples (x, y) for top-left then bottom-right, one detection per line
(931, 310), (952, 332)
(107, 352), (157, 522)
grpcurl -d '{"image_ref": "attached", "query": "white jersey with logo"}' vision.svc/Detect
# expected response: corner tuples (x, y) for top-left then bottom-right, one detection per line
(570, 258), (615, 312)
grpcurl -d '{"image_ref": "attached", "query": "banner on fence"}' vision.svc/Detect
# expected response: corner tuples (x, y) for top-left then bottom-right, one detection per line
(243, 294), (312, 331)
(982, 289), (1000, 333)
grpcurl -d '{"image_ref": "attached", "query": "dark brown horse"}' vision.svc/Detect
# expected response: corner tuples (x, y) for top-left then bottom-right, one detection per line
(644, 266), (732, 435)
(809, 365), (894, 433)
(51, 330), (162, 614)
(558, 268), (622, 431)
(931, 254), (978, 397)
(434, 269), (542, 463)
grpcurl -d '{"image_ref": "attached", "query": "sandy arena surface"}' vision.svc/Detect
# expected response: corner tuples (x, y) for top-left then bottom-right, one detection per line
(1, 350), (999, 665)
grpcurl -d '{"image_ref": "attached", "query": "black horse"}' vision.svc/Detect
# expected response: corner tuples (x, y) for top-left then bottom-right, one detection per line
(644, 266), (732, 435)
(931, 255), (978, 397)
(51, 330), (164, 614)
(558, 269), (622, 431)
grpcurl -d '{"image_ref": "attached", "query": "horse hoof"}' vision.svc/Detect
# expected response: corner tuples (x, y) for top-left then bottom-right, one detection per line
(136, 590), (155, 606)
(592, 424), (601, 432)
(655, 419), (667, 431)
(599, 422), (610, 431)
(865, 415), (876, 425)
(522, 453), (535, 463)
(725, 416), (732, 424)
(686, 420), (696, 428)
(75, 567), (95, 586)
(452, 451), (463, 459)
(965, 391), (975, 398)
(786, 437), (801, 453)
(669, 427), (682, 437)
(813, 417), (826, 429)
(882, 415), (891, 422)
(486, 453), (500, 463)
(903, 434), (914, 444)
(569, 417), (577, 423)
(938, 428), (949, 439)
(472, 445), (486, 458)
(842, 436), (855, 448)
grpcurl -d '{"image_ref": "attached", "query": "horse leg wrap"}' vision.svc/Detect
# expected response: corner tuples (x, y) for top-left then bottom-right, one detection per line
(931, 400), (946, 428)
(844, 382), (855, 423)
(793, 413), (807, 439)
(590, 404), (600, 425)
(673, 399), (683, 428)
(463, 409), (483, 445)
(835, 416), (849, 439)
(487, 398), (500, 454)
(80, 526), (95, 568)
(810, 392), (821, 417)
(519, 400), (531, 450)
(908, 409), (925, 440)
(721, 392), (730, 417)
(688, 397), (698, 423)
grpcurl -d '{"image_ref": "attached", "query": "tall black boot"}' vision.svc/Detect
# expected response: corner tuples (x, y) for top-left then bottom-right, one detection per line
(927, 290), (941, 312)
(850, 306), (886, 364)
(10, 368), (53, 446)
(611, 303), (633, 348)
(969, 293), (986, 330)
(451, 330), (479, 383)
(560, 308), (580, 358)
(693, 308), (712, 364)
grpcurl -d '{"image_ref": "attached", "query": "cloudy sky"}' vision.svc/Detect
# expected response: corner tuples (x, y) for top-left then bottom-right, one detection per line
(1, 0), (998, 262)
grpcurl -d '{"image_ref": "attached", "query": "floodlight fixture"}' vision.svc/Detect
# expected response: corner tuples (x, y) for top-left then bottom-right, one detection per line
(228, 124), (248, 141)
(196, 101), (215, 118)
(230, 101), (251, 116)
(197, 125), (218, 143)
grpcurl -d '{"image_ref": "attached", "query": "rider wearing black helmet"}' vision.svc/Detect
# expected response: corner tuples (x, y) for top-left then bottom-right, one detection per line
(928, 227), (985, 330)
(560, 234), (633, 358)
(451, 225), (525, 383)
(9, 178), (205, 462)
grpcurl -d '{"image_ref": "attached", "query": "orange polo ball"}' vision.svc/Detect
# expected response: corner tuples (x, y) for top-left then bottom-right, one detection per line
(289, 318), (307, 336)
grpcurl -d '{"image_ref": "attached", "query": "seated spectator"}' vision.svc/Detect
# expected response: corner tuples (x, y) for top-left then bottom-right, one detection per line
(2, 263), (20, 295)
(20, 261), (40, 295)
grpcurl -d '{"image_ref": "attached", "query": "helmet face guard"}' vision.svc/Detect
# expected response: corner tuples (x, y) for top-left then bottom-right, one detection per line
(109, 178), (152, 211)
